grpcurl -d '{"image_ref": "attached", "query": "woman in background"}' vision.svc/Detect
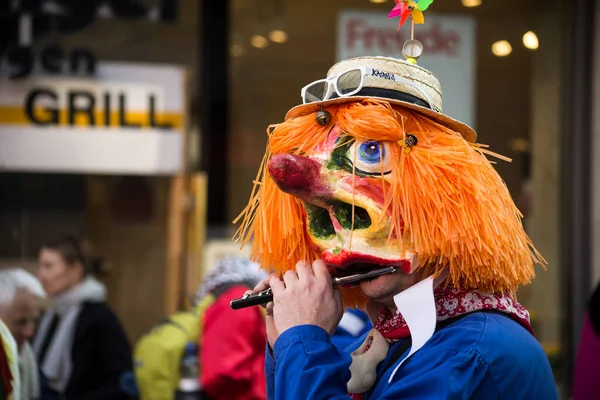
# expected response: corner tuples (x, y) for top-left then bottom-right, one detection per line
(33, 235), (133, 400)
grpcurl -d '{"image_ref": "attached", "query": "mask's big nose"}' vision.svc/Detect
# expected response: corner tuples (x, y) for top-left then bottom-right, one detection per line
(268, 154), (327, 197)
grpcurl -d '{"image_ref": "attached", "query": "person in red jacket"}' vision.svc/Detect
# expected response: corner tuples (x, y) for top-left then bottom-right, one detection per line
(195, 256), (268, 400)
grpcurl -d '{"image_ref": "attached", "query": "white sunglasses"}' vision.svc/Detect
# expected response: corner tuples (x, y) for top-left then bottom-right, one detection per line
(300, 66), (433, 108)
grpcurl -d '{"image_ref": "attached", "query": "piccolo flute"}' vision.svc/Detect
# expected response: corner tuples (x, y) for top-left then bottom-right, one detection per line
(230, 266), (397, 310)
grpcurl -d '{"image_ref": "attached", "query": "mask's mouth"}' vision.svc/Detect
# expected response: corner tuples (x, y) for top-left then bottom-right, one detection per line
(329, 262), (392, 280)
(306, 202), (372, 239)
(324, 249), (412, 277)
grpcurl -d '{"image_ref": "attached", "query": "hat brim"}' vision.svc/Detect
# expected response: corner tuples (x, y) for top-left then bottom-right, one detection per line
(285, 96), (477, 143)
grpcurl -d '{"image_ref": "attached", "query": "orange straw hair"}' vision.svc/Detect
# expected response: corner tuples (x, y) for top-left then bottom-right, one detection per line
(234, 100), (545, 306)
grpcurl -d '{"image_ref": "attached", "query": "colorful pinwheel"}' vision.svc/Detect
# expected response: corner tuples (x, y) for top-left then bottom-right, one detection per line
(388, 0), (434, 30)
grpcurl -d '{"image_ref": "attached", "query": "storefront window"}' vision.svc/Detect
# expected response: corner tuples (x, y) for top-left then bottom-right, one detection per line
(0, 174), (86, 267)
(0, 0), (199, 340)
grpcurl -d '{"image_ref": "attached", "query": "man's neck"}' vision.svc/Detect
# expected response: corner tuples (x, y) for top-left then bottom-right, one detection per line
(366, 298), (397, 323)
(381, 298), (397, 314)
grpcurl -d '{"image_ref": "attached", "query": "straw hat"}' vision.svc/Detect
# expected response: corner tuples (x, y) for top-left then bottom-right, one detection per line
(285, 56), (477, 143)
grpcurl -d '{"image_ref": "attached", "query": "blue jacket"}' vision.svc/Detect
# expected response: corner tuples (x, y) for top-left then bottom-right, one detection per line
(266, 312), (557, 399)
(330, 309), (372, 351)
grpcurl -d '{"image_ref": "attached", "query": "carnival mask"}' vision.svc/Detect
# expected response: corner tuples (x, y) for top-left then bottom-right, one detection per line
(235, 58), (543, 307)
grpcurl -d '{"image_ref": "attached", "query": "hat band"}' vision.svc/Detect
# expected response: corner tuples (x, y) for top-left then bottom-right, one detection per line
(330, 87), (432, 110)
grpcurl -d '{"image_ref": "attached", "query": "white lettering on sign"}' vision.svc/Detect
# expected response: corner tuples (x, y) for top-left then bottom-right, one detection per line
(345, 19), (461, 57)
(337, 10), (476, 129)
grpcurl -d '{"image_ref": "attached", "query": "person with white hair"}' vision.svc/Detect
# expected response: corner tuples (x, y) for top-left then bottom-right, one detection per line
(0, 268), (47, 400)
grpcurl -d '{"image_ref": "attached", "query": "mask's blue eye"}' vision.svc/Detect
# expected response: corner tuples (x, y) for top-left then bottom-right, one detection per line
(347, 140), (392, 176)
(358, 141), (383, 164)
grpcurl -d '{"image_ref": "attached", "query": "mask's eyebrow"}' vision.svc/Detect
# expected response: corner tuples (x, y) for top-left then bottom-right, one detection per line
(333, 135), (354, 150)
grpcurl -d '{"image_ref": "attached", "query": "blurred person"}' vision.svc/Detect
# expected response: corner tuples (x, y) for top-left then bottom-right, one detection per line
(573, 281), (600, 399)
(194, 256), (268, 400)
(33, 235), (133, 400)
(0, 268), (46, 400)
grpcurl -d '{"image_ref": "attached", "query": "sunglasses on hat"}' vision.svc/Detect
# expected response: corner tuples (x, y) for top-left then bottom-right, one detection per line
(300, 66), (433, 107)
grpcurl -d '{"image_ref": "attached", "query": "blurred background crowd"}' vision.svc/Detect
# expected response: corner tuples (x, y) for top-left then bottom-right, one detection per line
(0, 0), (598, 399)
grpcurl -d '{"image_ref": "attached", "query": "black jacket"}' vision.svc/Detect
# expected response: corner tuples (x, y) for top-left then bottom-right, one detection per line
(38, 301), (133, 400)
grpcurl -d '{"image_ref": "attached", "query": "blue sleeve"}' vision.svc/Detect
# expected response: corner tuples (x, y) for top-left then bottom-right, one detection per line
(265, 345), (276, 399)
(268, 325), (352, 400)
(377, 350), (500, 400)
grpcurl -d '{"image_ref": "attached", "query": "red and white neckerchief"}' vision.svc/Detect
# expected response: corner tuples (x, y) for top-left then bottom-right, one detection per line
(349, 286), (533, 400)
(374, 285), (534, 342)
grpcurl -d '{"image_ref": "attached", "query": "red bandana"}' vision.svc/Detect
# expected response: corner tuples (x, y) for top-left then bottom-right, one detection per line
(350, 286), (533, 400)
(374, 285), (534, 342)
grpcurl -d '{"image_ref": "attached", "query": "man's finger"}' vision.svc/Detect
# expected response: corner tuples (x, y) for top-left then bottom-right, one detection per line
(333, 288), (343, 308)
(253, 274), (275, 293)
(295, 260), (313, 280)
(265, 301), (274, 316)
(283, 269), (299, 286)
(313, 259), (332, 284)
(264, 301), (278, 349)
(269, 276), (286, 295)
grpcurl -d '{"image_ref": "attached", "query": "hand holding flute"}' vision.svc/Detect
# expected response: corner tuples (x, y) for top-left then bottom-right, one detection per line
(247, 259), (346, 347)
(232, 259), (397, 348)
(231, 265), (397, 310)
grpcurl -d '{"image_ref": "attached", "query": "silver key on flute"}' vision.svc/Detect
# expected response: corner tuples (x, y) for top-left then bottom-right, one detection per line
(230, 266), (397, 310)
